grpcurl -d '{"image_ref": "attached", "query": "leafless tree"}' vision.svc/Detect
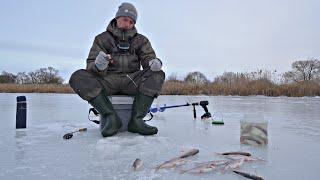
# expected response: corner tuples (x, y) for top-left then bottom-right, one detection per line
(16, 72), (31, 84)
(214, 72), (237, 84)
(283, 58), (320, 83)
(0, 71), (17, 83)
(28, 71), (40, 84)
(184, 71), (209, 84)
(26, 67), (63, 84)
(167, 73), (179, 82)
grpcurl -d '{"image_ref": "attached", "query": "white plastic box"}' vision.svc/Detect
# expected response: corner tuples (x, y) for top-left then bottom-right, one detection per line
(240, 114), (268, 146)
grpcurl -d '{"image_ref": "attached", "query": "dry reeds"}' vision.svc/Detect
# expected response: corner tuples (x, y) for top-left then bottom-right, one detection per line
(161, 80), (320, 97)
(1, 80), (319, 97)
(0, 84), (74, 93)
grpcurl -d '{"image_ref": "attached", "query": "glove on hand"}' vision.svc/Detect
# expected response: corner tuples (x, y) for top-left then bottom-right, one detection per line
(95, 51), (109, 71)
(148, 58), (162, 71)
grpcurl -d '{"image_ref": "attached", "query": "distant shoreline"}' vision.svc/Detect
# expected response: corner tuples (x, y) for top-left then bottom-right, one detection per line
(0, 82), (319, 97)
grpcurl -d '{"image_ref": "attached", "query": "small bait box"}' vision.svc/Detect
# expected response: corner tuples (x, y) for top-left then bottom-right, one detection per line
(100, 96), (134, 132)
(240, 114), (268, 146)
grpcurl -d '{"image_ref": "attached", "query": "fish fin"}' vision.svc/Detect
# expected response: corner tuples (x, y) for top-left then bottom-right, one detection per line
(155, 164), (163, 171)
(153, 164), (162, 172)
(256, 157), (267, 162)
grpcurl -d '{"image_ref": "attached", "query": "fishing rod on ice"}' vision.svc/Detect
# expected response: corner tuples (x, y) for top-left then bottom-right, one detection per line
(146, 100), (212, 121)
(87, 100), (212, 124)
(63, 128), (87, 139)
(63, 100), (219, 139)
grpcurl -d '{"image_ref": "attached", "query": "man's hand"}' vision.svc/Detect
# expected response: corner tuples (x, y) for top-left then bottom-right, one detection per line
(95, 51), (110, 71)
(148, 58), (162, 71)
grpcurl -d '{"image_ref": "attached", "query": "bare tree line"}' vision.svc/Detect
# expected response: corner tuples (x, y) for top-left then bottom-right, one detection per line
(162, 58), (320, 96)
(167, 58), (320, 85)
(0, 58), (319, 96)
(0, 67), (63, 84)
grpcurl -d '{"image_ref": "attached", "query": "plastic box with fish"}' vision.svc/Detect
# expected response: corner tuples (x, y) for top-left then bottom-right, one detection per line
(240, 114), (268, 146)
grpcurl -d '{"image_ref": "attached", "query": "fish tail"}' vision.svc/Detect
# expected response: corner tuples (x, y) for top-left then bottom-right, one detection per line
(233, 170), (264, 180)
(255, 157), (267, 162)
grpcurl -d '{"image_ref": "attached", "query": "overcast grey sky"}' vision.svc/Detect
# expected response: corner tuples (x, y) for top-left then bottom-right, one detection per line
(1, 0), (319, 81)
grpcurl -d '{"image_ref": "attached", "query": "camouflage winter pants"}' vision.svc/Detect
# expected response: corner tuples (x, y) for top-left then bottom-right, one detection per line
(69, 69), (165, 101)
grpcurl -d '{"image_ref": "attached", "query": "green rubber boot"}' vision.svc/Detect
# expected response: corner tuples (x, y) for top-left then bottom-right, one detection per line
(89, 92), (122, 137)
(128, 92), (158, 135)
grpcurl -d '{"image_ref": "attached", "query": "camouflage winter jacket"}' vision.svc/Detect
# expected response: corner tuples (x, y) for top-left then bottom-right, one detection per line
(86, 19), (156, 75)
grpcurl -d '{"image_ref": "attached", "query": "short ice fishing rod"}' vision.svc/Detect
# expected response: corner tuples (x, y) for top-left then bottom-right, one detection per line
(63, 128), (87, 140)
(147, 100), (212, 121)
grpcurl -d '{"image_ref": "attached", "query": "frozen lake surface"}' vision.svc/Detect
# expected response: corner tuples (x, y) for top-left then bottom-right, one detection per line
(1, 93), (320, 179)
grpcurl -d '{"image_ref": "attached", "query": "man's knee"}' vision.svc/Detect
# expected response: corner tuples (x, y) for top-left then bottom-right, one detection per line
(70, 69), (91, 89)
(139, 70), (165, 97)
(69, 69), (102, 101)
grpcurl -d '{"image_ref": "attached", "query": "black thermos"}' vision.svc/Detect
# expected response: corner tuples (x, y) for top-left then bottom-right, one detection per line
(16, 96), (27, 129)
